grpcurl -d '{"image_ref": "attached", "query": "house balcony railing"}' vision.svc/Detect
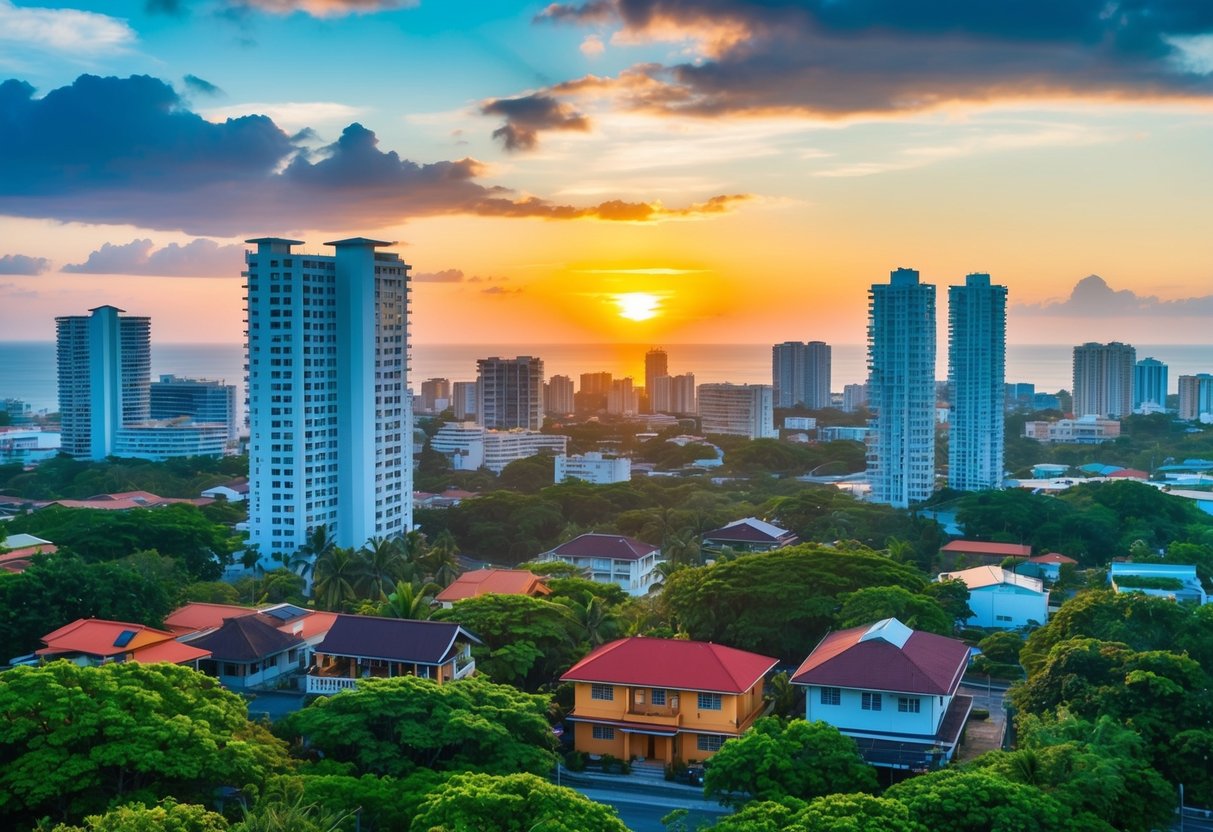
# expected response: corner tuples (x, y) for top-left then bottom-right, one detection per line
(305, 674), (360, 694)
(452, 655), (476, 680)
(622, 709), (682, 728)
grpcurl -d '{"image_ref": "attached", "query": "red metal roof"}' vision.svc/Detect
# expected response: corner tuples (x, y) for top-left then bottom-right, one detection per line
(435, 569), (552, 603)
(940, 540), (1031, 558)
(38, 618), (179, 659)
(561, 637), (778, 694)
(1029, 552), (1078, 565)
(1107, 468), (1148, 479)
(164, 602), (258, 634)
(549, 533), (659, 562)
(132, 639), (212, 664)
(791, 620), (970, 696)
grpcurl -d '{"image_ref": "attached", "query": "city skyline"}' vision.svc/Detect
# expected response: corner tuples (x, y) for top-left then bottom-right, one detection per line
(2, 2), (1213, 347)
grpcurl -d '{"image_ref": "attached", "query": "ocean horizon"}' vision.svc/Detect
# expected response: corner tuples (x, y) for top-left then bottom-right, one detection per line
(2, 340), (1211, 415)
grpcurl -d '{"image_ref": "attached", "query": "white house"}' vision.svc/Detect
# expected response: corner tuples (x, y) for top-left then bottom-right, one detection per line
(1109, 562), (1208, 605)
(201, 479), (249, 503)
(938, 566), (1049, 629)
(537, 533), (663, 596)
(790, 618), (972, 770)
(555, 452), (631, 485)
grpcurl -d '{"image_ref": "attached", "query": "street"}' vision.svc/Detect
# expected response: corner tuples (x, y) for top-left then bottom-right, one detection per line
(571, 786), (729, 832)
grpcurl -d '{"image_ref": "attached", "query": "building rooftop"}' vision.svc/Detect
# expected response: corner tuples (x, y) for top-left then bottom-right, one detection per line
(791, 618), (970, 696)
(938, 566), (1044, 592)
(434, 569), (552, 604)
(188, 615), (303, 662)
(548, 533), (660, 562)
(37, 618), (208, 665)
(315, 614), (480, 665)
(561, 637), (778, 694)
(1028, 552), (1078, 565)
(702, 517), (796, 544)
(940, 540), (1032, 558)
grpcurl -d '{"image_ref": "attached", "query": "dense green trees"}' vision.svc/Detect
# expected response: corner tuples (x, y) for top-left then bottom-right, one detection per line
(836, 586), (953, 635)
(702, 719), (877, 805)
(411, 772), (628, 832)
(47, 800), (230, 832)
(281, 675), (557, 778)
(0, 662), (289, 828)
(0, 455), (247, 501)
(708, 794), (924, 832)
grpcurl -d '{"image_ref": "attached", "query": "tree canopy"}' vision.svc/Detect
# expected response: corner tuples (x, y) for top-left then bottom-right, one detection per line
(411, 772), (628, 832)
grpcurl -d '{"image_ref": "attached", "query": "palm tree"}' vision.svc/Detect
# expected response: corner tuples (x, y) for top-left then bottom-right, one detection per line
(311, 546), (366, 611)
(360, 535), (407, 600)
(564, 591), (616, 647)
(417, 530), (461, 588)
(663, 528), (702, 567)
(649, 559), (687, 592)
(380, 578), (441, 621)
(293, 524), (336, 579)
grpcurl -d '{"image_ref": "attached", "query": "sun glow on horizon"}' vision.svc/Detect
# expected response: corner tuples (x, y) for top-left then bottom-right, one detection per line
(613, 292), (662, 321)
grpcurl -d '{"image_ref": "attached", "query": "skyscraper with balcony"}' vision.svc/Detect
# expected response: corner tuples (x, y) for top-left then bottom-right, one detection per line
(867, 268), (936, 507)
(772, 341), (832, 409)
(1073, 342), (1135, 418)
(1133, 357), (1168, 412)
(56, 305), (151, 460)
(476, 356), (544, 430)
(948, 273), (1006, 492)
(244, 237), (411, 560)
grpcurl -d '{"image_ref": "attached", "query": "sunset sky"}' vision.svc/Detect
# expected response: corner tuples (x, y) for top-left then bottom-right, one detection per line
(1, 0), (1212, 346)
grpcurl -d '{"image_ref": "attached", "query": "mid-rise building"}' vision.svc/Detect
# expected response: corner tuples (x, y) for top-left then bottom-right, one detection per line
(842, 383), (868, 413)
(56, 305), (151, 460)
(150, 375), (238, 441)
(867, 268), (936, 508)
(772, 341), (831, 409)
(644, 348), (668, 413)
(607, 378), (639, 416)
(451, 381), (477, 420)
(1072, 342), (1135, 418)
(576, 371), (612, 413)
(555, 452), (631, 485)
(1178, 374), (1213, 421)
(477, 356), (543, 430)
(1004, 382), (1035, 412)
(244, 237), (411, 560)
(114, 421), (230, 460)
(947, 273), (1006, 492)
(418, 378), (451, 414)
(1133, 358), (1168, 412)
(544, 374), (575, 415)
(698, 383), (776, 439)
(430, 422), (568, 473)
(1023, 415), (1120, 443)
(653, 372), (696, 415)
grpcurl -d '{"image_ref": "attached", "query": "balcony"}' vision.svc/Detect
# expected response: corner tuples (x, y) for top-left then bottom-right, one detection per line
(305, 674), (360, 694)
(622, 709), (682, 728)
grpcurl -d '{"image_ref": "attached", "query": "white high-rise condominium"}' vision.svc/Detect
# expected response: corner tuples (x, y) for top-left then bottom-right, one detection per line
(1133, 358), (1168, 411)
(244, 237), (411, 561)
(698, 383), (776, 439)
(867, 267), (936, 508)
(476, 356), (544, 429)
(56, 305), (151, 460)
(1073, 342), (1136, 418)
(771, 341), (832, 409)
(948, 273), (1006, 492)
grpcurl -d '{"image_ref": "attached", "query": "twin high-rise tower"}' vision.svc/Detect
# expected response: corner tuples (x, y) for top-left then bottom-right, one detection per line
(244, 237), (412, 560)
(867, 268), (1006, 507)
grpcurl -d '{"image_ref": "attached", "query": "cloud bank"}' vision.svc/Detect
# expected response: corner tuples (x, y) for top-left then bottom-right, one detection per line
(62, 238), (245, 276)
(0, 253), (50, 275)
(0, 74), (749, 235)
(1015, 274), (1213, 317)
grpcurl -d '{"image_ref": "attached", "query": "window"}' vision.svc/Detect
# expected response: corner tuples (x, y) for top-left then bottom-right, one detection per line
(861, 692), (882, 711)
(898, 697), (921, 713)
(651, 689), (667, 706)
(697, 692), (722, 710)
(996, 614), (1013, 622)
(592, 726), (615, 740)
(696, 734), (726, 752)
(819, 687), (841, 706)
(591, 683), (614, 701)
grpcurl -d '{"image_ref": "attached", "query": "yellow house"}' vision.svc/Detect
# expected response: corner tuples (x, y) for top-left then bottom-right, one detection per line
(561, 637), (777, 765)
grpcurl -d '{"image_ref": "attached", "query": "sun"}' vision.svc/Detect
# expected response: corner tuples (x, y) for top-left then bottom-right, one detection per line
(613, 292), (661, 322)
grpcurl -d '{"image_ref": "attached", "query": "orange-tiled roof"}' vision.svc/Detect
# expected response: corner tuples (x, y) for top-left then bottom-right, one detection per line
(1029, 552), (1078, 565)
(38, 618), (177, 658)
(132, 639), (212, 664)
(164, 602), (258, 634)
(0, 544), (58, 574)
(435, 569), (552, 603)
(940, 540), (1032, 558)
(282, 610), (338, 640)
(562, 637), (777, 694)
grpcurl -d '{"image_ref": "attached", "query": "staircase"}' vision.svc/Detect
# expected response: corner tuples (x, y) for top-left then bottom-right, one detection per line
(629, 760), (667, 781)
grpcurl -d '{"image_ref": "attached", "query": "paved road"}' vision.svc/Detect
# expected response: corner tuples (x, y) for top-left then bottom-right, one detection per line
(570, 786), (729, 832)
(1175, 806), (1213, 832)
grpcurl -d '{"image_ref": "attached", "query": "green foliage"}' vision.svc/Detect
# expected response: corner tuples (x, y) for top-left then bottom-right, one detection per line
(1110, 575), (1184, 590)
(6, 503), (238, 579)
(258, 771), (445, 832)
(231, 569), (306, 606)
(702, 718), (877, 806)
(0, 662), (290, 827)
(433, 594), (582, 690)
(498, 454), (557, 493)
(411, 772), (629, 832)
(976, 631), (1024, 664)
(722, 439), (865, 478)
(923, 579), (975, 622)
(48, 800), (230, 832)
(661, 544), (929, 661)
(0, 553), (178, 660)
(836, 586), (954, 635)
(0, 455), (246, 501)
(280, 675), (557, 779)
(184, 581), (243, 604)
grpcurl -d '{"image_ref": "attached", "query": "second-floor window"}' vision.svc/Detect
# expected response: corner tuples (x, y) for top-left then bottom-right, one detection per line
(898, 697), (921, 713)
(698, 692), (722, 710)
(862, 692), (882, 711)
(819, 687), (841, 705)
(591, 683), (614, 701)
(651, 689), (667, 706)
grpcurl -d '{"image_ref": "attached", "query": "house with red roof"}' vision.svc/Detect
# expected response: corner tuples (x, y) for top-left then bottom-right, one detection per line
(939, 539), (1032, 567)
(791, 618), (973, 771)
(434, 568), (552, 608)
(560, 637), (778, 766)
(1025, 552), (1078, 581)
(0, 533), (57, 574)
(35, 618), (211, 668)
(701, 517), (799, 554)
(537, 533), (663, 596)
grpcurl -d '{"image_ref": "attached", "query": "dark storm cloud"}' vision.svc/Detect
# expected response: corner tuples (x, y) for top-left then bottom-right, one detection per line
(62, 238), (245, 276)
(0, 254), (50, 275)
(1016, 275), (1213, 317)
(481, 93), (591, 151)
(183, 74), (223, 96)
(0, 75), (747, 235)
(532, 0), (1213, 121)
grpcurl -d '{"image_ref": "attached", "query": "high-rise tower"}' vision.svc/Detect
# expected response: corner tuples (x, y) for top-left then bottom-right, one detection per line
(867, 268), (936, 508)
(476, 356), (544, 430)
(644, 348), (668, 413)
(771, 341), (831, 409)
(1073, 342), (1135, 418)
(948, 273), (1006, 491)
(56, 305), (151, 460)
(244, 237), (411, 560)
(1133, 358), (1168, 412)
